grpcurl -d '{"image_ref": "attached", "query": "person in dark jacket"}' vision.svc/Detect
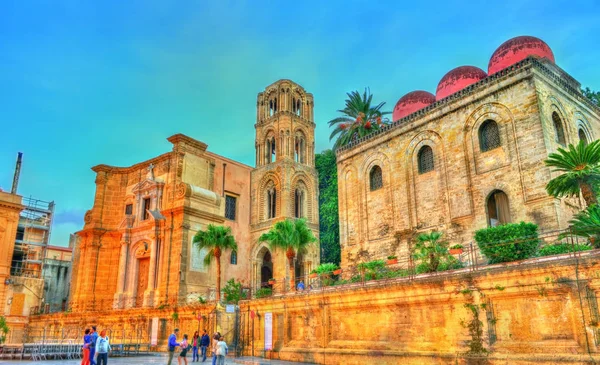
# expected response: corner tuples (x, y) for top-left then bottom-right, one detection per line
(200, 329), (210, 362)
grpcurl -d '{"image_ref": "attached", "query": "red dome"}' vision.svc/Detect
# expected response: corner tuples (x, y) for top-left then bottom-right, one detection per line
(393, 90), (436, 121)
(436, 66), (487, 100)
(488, 36), (554, 74)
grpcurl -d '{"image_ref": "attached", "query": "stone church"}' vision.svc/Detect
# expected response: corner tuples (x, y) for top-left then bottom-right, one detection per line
(69, 80), (320, 310)
(336, 36), (600, 268)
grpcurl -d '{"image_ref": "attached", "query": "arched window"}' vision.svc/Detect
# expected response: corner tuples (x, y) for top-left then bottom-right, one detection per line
(479, 120), (501, 152)
(369, 166), (383, 191)
(230, 251), (237, 265)
(418, 146), (434, 174)
(296, 99), (301, 116)
(552, 112), (566, 146)
(487, 190), (511, 227)
(267, 187), (277, 219)
(294, 189), (305, 218)
(265, 136), (276, 164)
(294, 132), (306, 163)
(578, 128), (589, 145)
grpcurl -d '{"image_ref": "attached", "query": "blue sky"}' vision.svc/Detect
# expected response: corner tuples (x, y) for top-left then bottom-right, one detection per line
(1, 0), (599, 246)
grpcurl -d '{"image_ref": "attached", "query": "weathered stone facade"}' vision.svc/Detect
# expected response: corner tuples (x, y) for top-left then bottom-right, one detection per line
(69, 80), (320, 311)
(336, 57), (600, 268)
(71, 134), (254, 310)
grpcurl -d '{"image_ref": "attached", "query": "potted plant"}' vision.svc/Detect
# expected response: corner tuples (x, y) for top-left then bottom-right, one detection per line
(309, 270), (318, 279)
(333, 268), (343, 275)
(449, 244), (464, 255)
(386, 255), (398, 265)
(268, 278), (276, 285)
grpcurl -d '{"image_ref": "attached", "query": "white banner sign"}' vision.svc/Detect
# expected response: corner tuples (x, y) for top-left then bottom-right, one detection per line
(264, 312), (273, 351)
(151, 317), (159, 346)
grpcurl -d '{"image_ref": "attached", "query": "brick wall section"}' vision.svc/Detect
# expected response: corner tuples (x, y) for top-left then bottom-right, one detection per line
(336, 60), (600, 268)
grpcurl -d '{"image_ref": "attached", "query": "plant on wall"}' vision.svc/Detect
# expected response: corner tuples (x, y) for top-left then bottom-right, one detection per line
(222, 279), (247, 304)
(474, 222), (539, 264)
(412, 231), (462, 273)
(0, 316), (9, 344)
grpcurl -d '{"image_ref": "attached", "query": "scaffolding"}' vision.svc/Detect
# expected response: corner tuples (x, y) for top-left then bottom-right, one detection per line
(11, 196), (55, 278)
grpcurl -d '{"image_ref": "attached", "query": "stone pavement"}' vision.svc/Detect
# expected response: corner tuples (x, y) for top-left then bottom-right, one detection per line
(232, 357), (316, 365)
(1, 355), (316, 365)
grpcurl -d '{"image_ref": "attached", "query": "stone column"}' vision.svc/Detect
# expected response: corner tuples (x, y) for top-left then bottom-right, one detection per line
(144, 235), (159, 307)
(113, 240), (129, 308)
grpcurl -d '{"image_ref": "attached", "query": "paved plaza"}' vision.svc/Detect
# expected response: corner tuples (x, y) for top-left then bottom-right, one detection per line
(1, 355), (315, 365)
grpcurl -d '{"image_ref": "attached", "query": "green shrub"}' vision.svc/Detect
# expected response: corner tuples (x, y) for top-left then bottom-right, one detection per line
(255, 288), (272, 298)
(222, 279), (247, 304)
(474, 222), (540, 264)
(537, 243), (592, 257)
(315, 263), (339, 275)
(357, 259), (386, 280)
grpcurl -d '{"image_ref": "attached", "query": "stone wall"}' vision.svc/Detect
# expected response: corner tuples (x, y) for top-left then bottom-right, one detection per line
(240, 252), (600, 364)
(27, 303), (237, 349)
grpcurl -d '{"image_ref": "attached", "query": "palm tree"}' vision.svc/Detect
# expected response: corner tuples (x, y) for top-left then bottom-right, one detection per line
(192, 224), (237, 302)
(568, 204), (600, 248)
(258, 219), (317, 291)
(328, 88), (391, 150)
(545, 140), (600, 207)
(412, 231), (449, 273)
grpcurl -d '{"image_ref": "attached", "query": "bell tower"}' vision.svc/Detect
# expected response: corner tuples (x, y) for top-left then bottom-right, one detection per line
(250, 79), (320, 291)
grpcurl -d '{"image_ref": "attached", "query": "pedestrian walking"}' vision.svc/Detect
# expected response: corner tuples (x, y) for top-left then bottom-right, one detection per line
(95, 330), (111, 365)
(167, 328), (180, 365)
(178, 334), (190, 365)
(215, 336), (228, 365)
(81, 328), (91, 365)
(191, 331), (199, 362)
(200, 329), (210, 362)
(211, 332), (221, 365)
(89, 326), (99, 365)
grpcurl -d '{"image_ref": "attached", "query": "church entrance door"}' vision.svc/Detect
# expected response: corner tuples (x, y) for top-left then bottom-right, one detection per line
(136, 258), (150, 307)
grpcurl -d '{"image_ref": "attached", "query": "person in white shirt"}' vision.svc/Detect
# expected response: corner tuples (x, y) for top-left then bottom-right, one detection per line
(95, 330), (111, 365)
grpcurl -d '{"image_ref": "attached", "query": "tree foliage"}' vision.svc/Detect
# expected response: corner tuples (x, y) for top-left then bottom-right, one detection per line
(568, 204), (600, 247)
(328, 89), (391, 150)
(192, 224), (238, 302)
(412, 231), (462, 273)
(545, 140), (600, 207)
(0, 316), (8, 344)
(315, 149), (341, 265)
(222, 278), (247, 304)
(582, 87), (600, 107)
(258, 218), (317, 291)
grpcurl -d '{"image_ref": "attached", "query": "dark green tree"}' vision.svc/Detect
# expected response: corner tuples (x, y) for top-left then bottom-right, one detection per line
(328, 89), (391, 150)
(582, 87), (600, 107)
(315, 150), (341, 265)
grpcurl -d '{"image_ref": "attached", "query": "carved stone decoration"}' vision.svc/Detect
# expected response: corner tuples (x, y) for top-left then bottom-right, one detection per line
(84, 210), (93, 224)
(176, 182), (190, 198)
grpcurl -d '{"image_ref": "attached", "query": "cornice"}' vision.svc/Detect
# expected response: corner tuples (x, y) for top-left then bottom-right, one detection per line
(336, 57), (600, 157)
(92, 152), (172, 174)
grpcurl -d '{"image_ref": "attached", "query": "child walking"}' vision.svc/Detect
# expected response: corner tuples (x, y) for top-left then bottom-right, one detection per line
(178, 334), (190, 365)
